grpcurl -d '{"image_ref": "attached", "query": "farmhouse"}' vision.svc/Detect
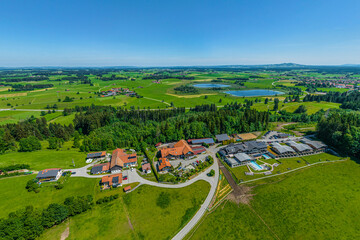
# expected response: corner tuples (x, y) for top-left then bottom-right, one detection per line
(160, 140), (194, 159)
(158, 158), (172, 172)
(36, 168), (62, 182)
(110, 148), (137, 173)
(101, 173), (122, 188)
(86, 151), (106, 159)
(91, 162), (110, 175)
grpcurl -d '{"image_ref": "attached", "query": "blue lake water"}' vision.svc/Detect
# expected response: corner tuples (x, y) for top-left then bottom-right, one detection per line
(225, 89), (284, 97)
(193, 83), (230, 88)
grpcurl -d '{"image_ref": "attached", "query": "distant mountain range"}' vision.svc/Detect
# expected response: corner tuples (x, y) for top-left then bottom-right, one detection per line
(1, 63), (360, 69)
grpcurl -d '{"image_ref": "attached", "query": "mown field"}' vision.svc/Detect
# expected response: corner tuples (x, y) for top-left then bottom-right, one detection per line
(0, 141), (87, 170)
(188, 160), (360, 240)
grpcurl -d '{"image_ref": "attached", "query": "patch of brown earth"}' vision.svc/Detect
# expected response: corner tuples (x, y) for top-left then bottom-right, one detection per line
(60, 221), (70, 240)
(226, 185), (255, 205)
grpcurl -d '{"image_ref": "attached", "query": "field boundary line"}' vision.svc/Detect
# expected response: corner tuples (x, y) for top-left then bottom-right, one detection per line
(247, 204), (281, 240)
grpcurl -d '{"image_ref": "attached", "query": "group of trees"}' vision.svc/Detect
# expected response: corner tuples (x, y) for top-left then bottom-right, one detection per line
(0, 76), (49, 82)
(4, 83), (53, 91)
(303, 91), (360, 110)
(317, 111), (360, 158)
(0, 195), (93, 239)
(174, 85), (199, 94)
(19, 136), (41, 152)
(77, 107), (269, 151)
(0, 116), (75, 153)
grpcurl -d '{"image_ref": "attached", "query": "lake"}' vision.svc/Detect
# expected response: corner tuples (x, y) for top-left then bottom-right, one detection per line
(225, 89), (284, 97)
(193, 83), (230, 88)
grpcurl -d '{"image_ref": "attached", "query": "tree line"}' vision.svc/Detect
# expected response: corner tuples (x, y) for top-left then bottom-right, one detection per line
(0, 195), (93, 240)
(317, 110), (360, 158)
(78, 107), (270, 151)
(303, 91), (360, 110)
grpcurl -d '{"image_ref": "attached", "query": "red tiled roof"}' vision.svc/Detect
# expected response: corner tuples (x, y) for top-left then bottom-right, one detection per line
(159, 158), (172, 171)
(110, 149), (137, 168)
(101, 173), (123, 186)
(192, 146), (206, 155)
(142, 163), (151, 171)
(161, 140), (193, 158)
(123, 186), (131, 192)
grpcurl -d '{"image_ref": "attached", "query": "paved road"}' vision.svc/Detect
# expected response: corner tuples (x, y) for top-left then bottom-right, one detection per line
(64, 145), (221, 240)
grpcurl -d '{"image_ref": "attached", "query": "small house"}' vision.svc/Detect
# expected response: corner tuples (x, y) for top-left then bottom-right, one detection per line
(101, 173), (123, 188)
(123, 186), (131, 192)
(36, 168), (62, 182)
(158, 158), (172, 172)
(141, 163), (151, 174)
(91, 162), (110, 175)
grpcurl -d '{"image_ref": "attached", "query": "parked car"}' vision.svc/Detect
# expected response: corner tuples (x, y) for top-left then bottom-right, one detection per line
(123, 176), (128, 180)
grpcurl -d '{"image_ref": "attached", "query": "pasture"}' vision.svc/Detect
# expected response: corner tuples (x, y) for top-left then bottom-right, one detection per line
(188, 160), (360, 240)
(40, 180), (210, 240)
(0, 141), (87, 170)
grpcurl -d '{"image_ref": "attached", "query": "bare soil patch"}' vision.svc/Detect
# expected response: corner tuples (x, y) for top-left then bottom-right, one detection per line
(60, 221), (70, 240)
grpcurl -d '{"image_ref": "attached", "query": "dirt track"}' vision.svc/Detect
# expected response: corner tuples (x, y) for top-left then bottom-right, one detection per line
(218, 160), (253, 204)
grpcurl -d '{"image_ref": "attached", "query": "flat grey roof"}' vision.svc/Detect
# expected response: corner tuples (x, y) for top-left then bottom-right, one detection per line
(191, 138), (215, 144)
(234, 153), (252, 162)
(226, 157), (240, 166)
(287, 141), (312, 152)
(216, 134), (230, 142)
(271, 142), (295, 154)
(301, 138), (327, 149)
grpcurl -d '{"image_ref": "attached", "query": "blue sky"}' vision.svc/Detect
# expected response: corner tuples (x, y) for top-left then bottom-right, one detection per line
(0, 0), (359, 67)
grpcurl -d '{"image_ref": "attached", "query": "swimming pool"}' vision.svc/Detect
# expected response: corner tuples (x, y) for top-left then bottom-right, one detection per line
(263, 154), (271, 159)
(250, 160), (263, 171)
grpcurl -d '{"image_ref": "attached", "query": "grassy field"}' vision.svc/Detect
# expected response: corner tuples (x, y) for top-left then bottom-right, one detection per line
(65, 181), (210, 240)
(188, 160), (360, 239)
(0, 175), (99, 218)
(1, 169), (210, 240)
(251, 101), (340, 114)
(0, 70), (345, 125)
(229, 153), (341, 182)
(0, 141), (87, 170)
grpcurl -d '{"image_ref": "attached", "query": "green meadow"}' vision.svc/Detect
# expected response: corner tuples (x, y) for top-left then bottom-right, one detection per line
(0, 70), (347, 125)
(188, 160), (360, 240)
(36, 180), (210, 240)
(0, 141), (87, 170)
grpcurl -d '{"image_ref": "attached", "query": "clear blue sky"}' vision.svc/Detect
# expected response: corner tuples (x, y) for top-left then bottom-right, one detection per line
(0, 0), (359, 67)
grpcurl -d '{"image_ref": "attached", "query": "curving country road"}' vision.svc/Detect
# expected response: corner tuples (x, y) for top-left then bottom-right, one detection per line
(64, 145), (221, 240)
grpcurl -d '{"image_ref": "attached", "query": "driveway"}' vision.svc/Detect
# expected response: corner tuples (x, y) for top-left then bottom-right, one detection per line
(64, 145), (221, 240)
